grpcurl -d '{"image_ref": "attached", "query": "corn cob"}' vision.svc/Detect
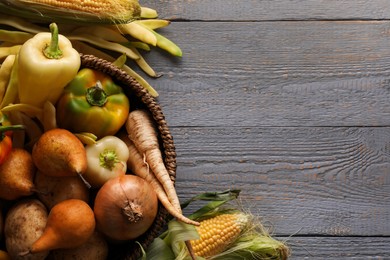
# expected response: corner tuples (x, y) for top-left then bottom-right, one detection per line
(0, 0), (141, 24)
(190, 213), (248, 258)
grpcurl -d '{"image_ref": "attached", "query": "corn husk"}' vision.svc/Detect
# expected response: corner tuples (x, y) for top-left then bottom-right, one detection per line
(142, 190), (290, 260)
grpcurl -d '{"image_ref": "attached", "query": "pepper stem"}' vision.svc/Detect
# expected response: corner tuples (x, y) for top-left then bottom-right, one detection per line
(99, 149), (120, 171)
(0, 124), (25, 133)
(0, 124), (25, 140)
(86, 81), (108, 107)
(43, 23), (63, 59)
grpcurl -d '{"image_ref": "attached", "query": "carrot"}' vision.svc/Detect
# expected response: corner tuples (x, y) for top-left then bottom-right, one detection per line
(119, 132), (199, 226)
(125, 110), (183, 211)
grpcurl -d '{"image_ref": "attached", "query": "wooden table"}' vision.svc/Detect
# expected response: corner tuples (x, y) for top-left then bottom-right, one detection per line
(142, 1), (390, 259)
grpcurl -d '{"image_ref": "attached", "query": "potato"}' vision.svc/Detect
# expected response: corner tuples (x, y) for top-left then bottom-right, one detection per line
(4, 199), (49, 260)
(34, 171), (89, 209)
(47, 231), (108, 260)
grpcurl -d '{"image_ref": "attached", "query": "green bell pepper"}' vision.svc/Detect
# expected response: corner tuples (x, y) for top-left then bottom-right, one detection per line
(56, 68), (130, 138)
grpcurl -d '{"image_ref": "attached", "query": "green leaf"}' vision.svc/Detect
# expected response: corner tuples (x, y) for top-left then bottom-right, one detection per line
(189, 201), (236, 221)
(213, 234), (290, 260)
(143, 238), (175, 260)
(135, 241), (147, 260)
(146, 190), (244, 260)
(147, 221), (202, 260)
(180, 189), (241, 221)
(164, 220), (200, 260)
(181, 189), (241, 209)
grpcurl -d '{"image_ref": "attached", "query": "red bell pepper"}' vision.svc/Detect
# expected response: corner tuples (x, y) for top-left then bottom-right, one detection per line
(0, 112), (25, 164)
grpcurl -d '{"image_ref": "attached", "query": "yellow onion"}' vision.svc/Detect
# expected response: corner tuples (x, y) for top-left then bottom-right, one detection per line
(93, 174), (158, 241)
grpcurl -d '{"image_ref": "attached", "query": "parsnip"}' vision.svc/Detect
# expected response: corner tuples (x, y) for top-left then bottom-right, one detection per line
(119, 131), (199, 226)
(125, 110), (199, 227)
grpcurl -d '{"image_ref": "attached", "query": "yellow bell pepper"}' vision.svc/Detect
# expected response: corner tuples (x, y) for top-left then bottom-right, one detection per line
(17, 23), (80, 108)
(56, 68), (130, 139)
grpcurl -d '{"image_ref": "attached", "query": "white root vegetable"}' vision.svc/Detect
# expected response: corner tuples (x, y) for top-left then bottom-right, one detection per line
(119, 132), (199, 226)
(125, 110), (180, 210)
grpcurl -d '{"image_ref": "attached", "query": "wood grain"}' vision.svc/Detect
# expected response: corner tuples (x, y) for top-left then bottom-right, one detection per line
(1, 0), (389, 258)
(144, 0), (390, 21)
(171, 126), (390, 236)
(282, 236), (390, 259)
(138, 21), (390, 127)
(138, 1), (390, 258)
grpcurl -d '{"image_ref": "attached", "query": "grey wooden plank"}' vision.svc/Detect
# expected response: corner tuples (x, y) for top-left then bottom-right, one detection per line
(137, 21), (390, 127)
(143, 0), (390, 21)
(283, 236), (390, 259)
(170, 126), (390, 236)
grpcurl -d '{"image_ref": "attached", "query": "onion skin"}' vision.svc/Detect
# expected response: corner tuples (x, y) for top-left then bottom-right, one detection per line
(93, 174), (158, 241)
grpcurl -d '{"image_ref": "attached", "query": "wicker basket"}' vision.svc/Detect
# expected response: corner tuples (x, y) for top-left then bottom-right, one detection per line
(80, 54), (176, 260)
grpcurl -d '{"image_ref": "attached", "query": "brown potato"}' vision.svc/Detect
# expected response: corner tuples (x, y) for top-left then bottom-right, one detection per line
(4, 199), (49, 260)
(34, 171), (89, 209)
(47, 231), (108, 260)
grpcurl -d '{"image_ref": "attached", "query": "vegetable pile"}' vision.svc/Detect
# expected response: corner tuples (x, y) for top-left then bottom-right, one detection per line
(0, 1), (197, 258)
(0, 1), (290, 259)
(0, 61), (191, 258)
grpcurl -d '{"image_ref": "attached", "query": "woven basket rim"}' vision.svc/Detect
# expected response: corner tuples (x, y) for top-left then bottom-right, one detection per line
(80, 54), (176, 260)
